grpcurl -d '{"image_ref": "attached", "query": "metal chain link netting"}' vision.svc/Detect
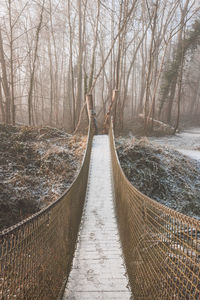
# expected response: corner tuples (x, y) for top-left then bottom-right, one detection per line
(109, 122), (200, 299)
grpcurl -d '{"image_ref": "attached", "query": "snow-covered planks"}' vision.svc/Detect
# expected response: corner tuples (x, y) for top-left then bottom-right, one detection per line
(62, 135), (131, 300)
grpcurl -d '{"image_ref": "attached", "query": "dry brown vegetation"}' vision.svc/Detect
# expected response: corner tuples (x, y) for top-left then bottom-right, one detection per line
(0, 124), (86, 231)
(116, 137), (200, 220)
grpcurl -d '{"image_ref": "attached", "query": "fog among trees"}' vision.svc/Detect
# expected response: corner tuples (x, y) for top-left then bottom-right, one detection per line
(0, 0), (200, 133)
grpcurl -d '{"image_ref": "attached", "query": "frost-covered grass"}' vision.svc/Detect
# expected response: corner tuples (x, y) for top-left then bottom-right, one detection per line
(0, 124), (86, 231)
(116, 137), (200, 220)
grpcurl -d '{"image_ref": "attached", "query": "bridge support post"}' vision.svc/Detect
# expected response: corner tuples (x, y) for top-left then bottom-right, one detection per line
(103, 89), (119, 134)
(86, 94), (98, 134)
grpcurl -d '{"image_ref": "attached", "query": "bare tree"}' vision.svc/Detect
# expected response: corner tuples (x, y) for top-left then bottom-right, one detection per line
(0, 27), (11, 124)
(27, 0), (45, 125)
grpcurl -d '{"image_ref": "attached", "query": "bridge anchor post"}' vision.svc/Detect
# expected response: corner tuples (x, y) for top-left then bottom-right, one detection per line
(86, 94), (98, 135)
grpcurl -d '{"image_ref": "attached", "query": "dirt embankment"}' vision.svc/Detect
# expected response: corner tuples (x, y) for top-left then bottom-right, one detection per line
(116, 137), (200, 220)
(0, 125), (86, 231)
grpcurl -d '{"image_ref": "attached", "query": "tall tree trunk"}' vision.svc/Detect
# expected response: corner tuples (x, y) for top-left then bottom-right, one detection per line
(75, 0), (83, 124)
(67, 0), (76, 130)
(189, 72), (200, 115)
(0, 27), (11, 124)
(8, 0), (15, 125)
(49, 0), (59, 126)
(173, 30), (185, 134)
(121, 21), (150, 127)
(144, 1), (158, 133)
(113, 0), (123, 128)
(48, 31), (53, 126)
(163, 0), (190, 124)
(0, 78), (5, 123)
(27, 0), (45, 126)
(88, 1), (100, 92)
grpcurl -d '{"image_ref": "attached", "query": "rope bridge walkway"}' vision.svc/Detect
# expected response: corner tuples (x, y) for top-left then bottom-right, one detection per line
(0, 115), (200, 299)
(63, 135), (131, 299)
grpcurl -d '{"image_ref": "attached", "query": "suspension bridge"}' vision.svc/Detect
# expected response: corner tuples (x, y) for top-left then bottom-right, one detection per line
(0, 99), (200, 299)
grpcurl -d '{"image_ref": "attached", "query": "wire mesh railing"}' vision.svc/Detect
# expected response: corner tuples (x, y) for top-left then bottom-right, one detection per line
(109, 121), (200, 299)
(0, 120), (94, 300)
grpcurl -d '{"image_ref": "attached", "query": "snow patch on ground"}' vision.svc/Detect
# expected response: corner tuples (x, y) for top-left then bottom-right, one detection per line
(150, 127), (200, 160)
(177, 149), (200, 160)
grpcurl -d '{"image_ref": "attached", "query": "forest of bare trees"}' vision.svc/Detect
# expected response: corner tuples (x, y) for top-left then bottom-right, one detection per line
(0, 0), (200, 133)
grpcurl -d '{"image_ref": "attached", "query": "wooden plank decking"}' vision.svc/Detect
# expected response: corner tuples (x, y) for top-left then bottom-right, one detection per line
(62, 135), (131, 300)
